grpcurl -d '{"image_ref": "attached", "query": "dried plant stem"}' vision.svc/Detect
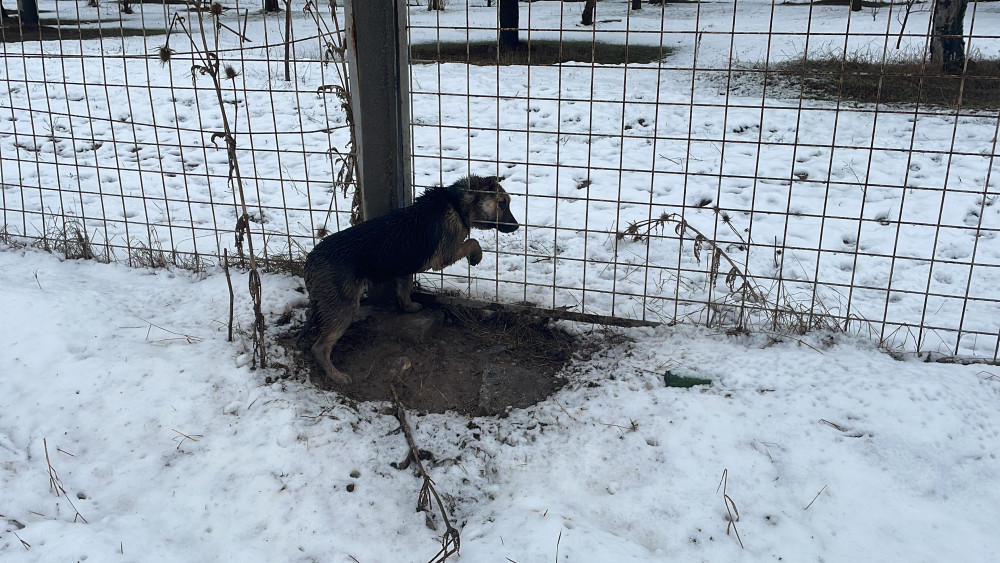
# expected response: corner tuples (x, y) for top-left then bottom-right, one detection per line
(618, 211), (763, 303)
(166, 6), (267, 367)
(804, 484), (828, 510)
(43, 438), (87, 524)
(390, 386), (460, 562)
(14, 531), (29, 550)
(224, 248), (234, 342)
(717, 469), (744, 549)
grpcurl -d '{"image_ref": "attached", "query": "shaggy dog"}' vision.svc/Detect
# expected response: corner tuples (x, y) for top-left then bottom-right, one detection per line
(301, 175), (519, 384)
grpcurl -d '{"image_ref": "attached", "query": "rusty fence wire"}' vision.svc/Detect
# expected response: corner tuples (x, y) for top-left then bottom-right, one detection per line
(1, 0), (354, 272)
(2, 0), (1000, 362)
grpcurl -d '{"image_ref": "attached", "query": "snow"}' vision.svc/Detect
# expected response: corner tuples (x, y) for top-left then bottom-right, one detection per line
(2, 1), (1000, 561)
(2, 244), (1000, 562)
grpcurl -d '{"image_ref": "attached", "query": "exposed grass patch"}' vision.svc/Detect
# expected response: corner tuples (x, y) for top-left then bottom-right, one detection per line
(781, 0), (896, 6)
(663, 371), (713, 388)
(409, 39), (672, 66)
(2, 16), (165, 43)
(760, 56), (1000, 110)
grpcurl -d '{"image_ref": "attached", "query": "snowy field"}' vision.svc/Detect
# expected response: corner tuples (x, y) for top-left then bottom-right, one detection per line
(2, 4), (1000, 559)
(1, 1), (999, 358)
(2, 243), (1000, 562)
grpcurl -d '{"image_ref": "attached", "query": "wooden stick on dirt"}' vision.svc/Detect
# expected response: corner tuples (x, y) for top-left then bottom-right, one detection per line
(390, 386), (460, 563)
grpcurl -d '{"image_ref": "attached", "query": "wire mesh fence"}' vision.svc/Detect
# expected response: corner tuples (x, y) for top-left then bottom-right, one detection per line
(2, 0), (999, 361)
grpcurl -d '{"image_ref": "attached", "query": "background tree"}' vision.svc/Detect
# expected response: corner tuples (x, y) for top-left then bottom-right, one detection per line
(582, 0), (596, 26)
(498, 0), (518, 52)
(930, 0), (968, 74)
(264, 0), (280, 13)
(15, 0), (39, 27)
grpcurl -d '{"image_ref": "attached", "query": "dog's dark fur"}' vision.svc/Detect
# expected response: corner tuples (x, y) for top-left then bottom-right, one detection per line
(302, 175), (519, 384)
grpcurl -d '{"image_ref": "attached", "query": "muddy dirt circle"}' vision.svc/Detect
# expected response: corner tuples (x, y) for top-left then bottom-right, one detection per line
(281, 303), (579, 416)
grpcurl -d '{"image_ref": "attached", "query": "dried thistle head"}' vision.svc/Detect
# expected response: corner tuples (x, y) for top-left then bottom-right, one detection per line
(210, 2), (225, 16)
(158, 45), (175, 65)
(223, 65), (240, 80)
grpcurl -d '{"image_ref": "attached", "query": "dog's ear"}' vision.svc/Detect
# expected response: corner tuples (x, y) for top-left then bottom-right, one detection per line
(486, 175), (505, 192)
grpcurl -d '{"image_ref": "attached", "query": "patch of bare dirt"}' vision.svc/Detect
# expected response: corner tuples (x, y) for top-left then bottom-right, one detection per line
(278, 303), (577, 416)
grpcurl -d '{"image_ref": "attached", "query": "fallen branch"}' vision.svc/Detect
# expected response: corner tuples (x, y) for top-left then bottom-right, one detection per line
(390, 386), (460, 562)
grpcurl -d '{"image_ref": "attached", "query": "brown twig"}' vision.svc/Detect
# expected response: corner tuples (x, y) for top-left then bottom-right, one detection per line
(14, 531), (29, 550)
(804, 484), (828, 510)
(390, 386), (461, 562)
(819, 419), (848, 432)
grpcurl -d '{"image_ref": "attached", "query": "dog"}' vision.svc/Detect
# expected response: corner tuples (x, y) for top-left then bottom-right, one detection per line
(301, 175), (519, 385)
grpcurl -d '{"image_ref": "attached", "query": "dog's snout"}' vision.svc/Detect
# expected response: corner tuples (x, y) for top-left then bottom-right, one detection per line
(499, 221), (519, 233)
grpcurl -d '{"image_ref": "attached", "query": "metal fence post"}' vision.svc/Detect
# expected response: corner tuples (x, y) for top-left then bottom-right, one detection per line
(344, 0), (412, 216)
(343, 0), (412, 307)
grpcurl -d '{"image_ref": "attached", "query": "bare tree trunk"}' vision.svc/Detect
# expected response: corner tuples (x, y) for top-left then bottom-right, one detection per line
(427, 0), (443, 10)
(16, 0), (39, 27)
(930, 0), (968, 75)
(850, 0), (862, 12)
(263, 0), (280, 13)
(498, 0), (518, 52)
(582, 0), (596, 26)
(631, 0), (642, 10)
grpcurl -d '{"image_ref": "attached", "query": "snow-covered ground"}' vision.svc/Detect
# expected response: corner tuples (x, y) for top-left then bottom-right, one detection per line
(2, 243), (1000, 562)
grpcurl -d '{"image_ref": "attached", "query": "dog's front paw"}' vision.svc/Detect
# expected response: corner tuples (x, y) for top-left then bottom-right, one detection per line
(326, 367), (353, 386)
(467, 239), (483, 266)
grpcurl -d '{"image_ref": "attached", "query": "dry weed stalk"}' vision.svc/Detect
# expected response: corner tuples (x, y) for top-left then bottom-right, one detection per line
(618, 209), (858, 337)
(162, 6), (266, 368)
(42, 438), (87, 524)
(43, 216), (112, 263)
(618, 210), (763, 303)
(717, 469), (744, 549)
(390, 387), (460, 562)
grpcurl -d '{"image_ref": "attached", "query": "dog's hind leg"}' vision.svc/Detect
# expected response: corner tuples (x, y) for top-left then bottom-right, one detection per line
(311, 284), (362, 385)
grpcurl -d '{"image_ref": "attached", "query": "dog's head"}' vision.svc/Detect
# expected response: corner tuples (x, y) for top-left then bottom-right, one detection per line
(466, 175), (519, 233)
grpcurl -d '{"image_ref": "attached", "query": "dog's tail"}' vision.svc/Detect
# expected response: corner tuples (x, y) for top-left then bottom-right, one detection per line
(295, 302), (317, 346)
